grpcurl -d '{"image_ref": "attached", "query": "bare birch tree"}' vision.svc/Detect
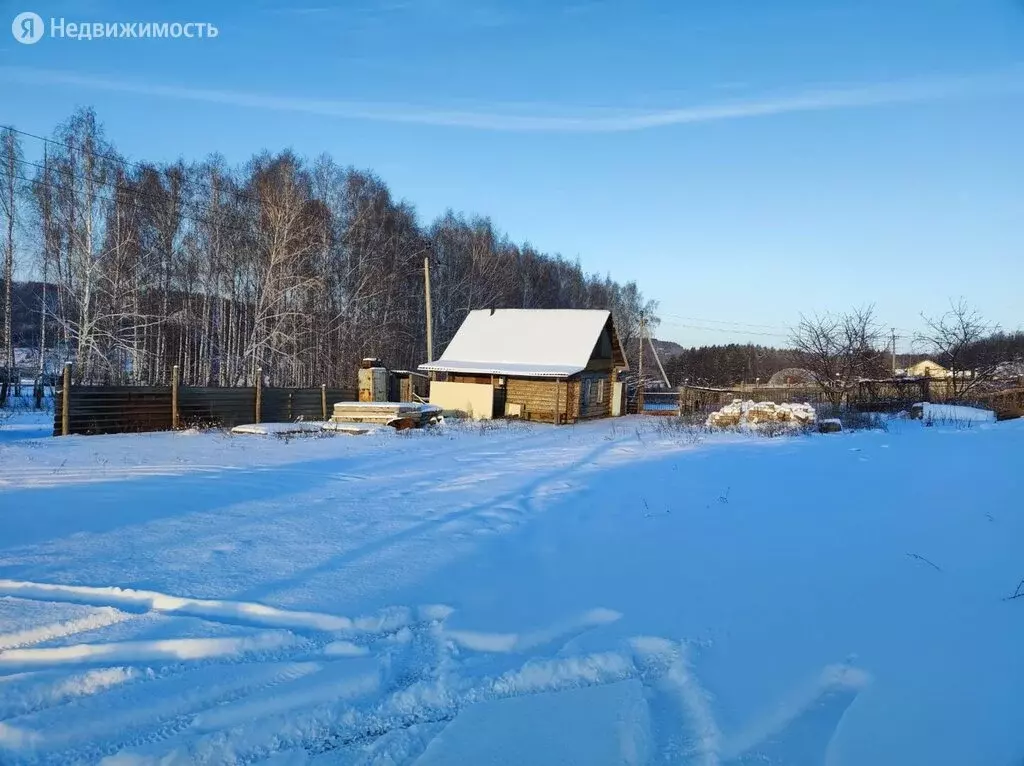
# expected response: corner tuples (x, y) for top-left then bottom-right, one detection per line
(791, 305), (884, 406)
(916, 299), (998, 398)
(0, 128), (20, 403)
(6, 108), (660, 393)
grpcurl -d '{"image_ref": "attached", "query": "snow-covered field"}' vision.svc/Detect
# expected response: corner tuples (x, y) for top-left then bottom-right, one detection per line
(0, 411), (1022, 765)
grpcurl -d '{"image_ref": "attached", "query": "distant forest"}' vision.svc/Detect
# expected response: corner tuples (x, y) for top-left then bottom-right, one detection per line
(661, 343), (799, 387)
(0, 110), (657, 388)
(1, 111), (1020, 392)
(7, 275), (1022, 390)
(658, 333), (1024, 388)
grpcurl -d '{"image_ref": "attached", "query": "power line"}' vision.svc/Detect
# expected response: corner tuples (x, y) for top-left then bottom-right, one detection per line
(658, 311), (927, 342)
(657, 311), (790, 330)
(12, 156), (264, 241)
(11, 171), (258, 244)
(658, 320), (791, 339)
(2, 123), (267, 209)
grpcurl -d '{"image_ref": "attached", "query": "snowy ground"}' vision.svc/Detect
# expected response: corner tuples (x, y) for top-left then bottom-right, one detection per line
(0, 412), (1022, 765)
(0, 411), (52, 445)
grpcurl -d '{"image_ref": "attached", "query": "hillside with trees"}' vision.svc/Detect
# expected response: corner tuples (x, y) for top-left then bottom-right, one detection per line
(661, 343), (799, 387)
(0, 110), (656, 395)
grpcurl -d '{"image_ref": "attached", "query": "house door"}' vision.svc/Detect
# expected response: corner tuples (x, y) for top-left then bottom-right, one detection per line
(611, 381), (624, 416)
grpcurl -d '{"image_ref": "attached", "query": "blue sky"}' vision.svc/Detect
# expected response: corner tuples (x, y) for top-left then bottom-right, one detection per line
(2, 0), (1022, 349)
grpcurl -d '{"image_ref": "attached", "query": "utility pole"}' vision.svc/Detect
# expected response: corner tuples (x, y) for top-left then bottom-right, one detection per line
(424, 255), (434, 370)
(891, 327), (897, 376)
(648, 332), (669, 388)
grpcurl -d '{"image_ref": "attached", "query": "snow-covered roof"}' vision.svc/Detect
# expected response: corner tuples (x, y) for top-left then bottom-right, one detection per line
(419, 309), (624, 378)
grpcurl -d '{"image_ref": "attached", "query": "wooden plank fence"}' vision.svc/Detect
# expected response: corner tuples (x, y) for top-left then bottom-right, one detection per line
(972, 387), (1024, 421)
(52, 364), (355, 436)
(635, 378), (995, 418)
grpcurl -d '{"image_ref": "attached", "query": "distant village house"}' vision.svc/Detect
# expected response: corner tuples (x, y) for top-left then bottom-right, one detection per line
(419, 309), (628, 423)
(902, 360), (951, 379)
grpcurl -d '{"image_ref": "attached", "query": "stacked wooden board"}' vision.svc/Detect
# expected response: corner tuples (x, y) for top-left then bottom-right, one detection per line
(330, 401), (442, 429)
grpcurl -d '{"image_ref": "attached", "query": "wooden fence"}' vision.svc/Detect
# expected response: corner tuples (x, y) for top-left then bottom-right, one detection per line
(973, 387), (1024, 421)
(672, 384), (841, 415)
(52, 364), (355, 436)
(635, 378), (1021, 418)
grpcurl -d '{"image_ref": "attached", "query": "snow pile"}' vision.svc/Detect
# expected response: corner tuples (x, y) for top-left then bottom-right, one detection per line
(918, 403), (996, 424)
(706, 398), (817, 430)
(230, 422), (327, 436)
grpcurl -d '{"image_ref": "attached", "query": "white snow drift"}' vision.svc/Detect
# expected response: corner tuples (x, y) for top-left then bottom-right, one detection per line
(0, 412), (1021, 765)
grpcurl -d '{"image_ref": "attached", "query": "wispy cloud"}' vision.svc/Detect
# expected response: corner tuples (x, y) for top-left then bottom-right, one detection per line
(261, 1), (413, 17)
(260, 0), (512, 27)
(3, 65), (1023, 133)
(263, 7), (339, 15)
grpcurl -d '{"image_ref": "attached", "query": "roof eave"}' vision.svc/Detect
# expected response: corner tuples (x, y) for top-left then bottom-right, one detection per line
(418, 361), (585, 378)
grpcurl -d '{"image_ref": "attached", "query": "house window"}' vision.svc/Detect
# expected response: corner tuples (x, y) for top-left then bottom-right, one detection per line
(596, 379), (605, 403)
(582, 379), (592, 406)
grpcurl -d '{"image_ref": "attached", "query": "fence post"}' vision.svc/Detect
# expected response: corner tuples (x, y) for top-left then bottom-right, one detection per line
(61, 362), (71, 436)
(321, 384), (327, 420)
(171, 365), (180, 430)
(255, 368), (262, 424)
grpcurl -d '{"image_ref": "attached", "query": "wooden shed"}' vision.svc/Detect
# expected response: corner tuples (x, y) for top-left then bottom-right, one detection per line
(419, 309), (628, 423)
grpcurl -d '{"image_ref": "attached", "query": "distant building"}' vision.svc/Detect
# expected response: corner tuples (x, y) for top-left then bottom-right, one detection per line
(904, 360), (951, 379)
(767, 368), (818, 386)
(993, 360), (1024, 380)
(419, 309), (628, 423)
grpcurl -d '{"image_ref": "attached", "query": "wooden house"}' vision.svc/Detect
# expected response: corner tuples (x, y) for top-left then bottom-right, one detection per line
(904, 360), (951, 379)
(419, 309), (628, 423)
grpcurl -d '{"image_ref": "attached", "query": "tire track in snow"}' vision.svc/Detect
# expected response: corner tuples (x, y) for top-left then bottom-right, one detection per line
(0, 666), (140, 721)
(0, 599), (456, 763)
(630, 637), (871, 765)
(632, 637), (722, 766)
(26, 661), (322, 765)
(162, 649), (641, 765)
(0, 580), (433, 637)
(444, 608), (622, 654)
(95, 609), (634, 765)
(0, 606), (133, 651)
(1, 422), (547, 486)
(0, 631), (298, 671)
(721, 663), (869, 763)
(0, 464), (245, 489)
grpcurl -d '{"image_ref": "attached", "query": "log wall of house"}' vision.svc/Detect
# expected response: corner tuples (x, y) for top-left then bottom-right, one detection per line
(449, 373), (493, 385)
(505, 377), (574, 423)
(445, 371), (615, 422)
(576, 372), (613, 419)
(500, 375), (610, 422)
